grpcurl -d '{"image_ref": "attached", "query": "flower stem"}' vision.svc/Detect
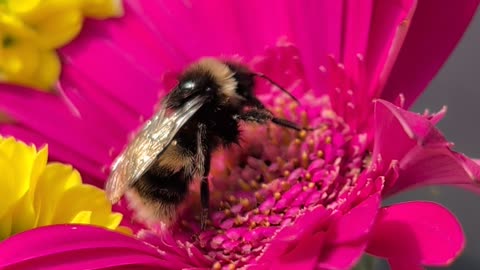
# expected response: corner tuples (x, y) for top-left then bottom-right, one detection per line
(353, 254), (381, 270)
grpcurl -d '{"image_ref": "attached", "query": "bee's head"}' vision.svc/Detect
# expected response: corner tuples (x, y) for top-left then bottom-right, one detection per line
(165, 73), (216, 109)
(166, 58), (254, 110)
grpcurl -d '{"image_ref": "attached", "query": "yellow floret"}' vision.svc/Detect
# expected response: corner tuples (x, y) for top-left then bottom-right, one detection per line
(0, 137), (129, 240)
(0, 0), (123, 91)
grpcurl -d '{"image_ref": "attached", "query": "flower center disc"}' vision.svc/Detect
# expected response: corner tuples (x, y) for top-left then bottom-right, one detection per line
(168, 91), (370, 268)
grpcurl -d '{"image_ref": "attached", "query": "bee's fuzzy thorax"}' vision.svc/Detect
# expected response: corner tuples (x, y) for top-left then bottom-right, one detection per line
(186, 58), (239, 100)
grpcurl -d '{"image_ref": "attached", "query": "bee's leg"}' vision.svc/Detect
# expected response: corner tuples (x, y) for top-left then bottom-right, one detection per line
(197, 123), (211, 230)
(235, 109), (304, 131)
(200, 151), (211, 230)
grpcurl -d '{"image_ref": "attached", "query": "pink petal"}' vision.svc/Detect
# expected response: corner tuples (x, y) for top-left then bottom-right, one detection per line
(342, 0), (374, 70)
(59, 25), (160, 118)
(366, 201), (464, 267)
(286, 1), (343, 91)
(263, 231), (328, 270)
(124, 0), (252, 59)
(0, 85), (111, 164)
(257, 206), (331, 269)
(381, 0), (480, 107)
(257, 193), (381, 270)
(372, 99), (480, 195)
(322, 0), (416, 130)
(317, 194), (381, 270)
(391, 145), (480, 194)
(0, 225), (182, 269)
(0, 85), (120, 186)
(138, 230), (212, 267)
(364, 0), (416, 98)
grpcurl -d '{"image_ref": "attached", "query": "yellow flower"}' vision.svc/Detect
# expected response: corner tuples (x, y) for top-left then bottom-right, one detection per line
(0, 0), (123, 91)
(0, 136), (128, 240)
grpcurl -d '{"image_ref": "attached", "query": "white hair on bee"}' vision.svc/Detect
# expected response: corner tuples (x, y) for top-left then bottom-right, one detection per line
(125, 189), (178, 227)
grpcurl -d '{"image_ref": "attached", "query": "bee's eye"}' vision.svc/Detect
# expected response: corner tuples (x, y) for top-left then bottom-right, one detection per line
(180, 81), (196, 91)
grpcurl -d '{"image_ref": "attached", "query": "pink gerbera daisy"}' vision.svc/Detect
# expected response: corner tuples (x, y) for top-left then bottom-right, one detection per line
(0, 1), (479, 269)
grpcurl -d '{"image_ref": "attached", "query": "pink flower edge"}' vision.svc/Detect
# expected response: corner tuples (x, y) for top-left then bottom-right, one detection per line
(372, 99), (480, 196)
(367, 201), (464, 269)
(0, 225), (173, 270)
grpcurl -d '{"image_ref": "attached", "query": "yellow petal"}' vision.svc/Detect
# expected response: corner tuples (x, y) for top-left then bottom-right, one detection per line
(0, 48), (60, 91)
(10, 136), (37, 185)
(0, 138), (125, 238)
(115, 226), (134, 236)
(71, 211), (93, 224)
(2, 139), (36, 208)
(0, 151), (17, 218)
(9, 145), (48, 234)
(29, 49), (60, 90)
(82, 0), (124, 18)
(10, 194), (36, 235)
(1, 0), (122, 91)
(102, 213), (123, 230)
(0, 40), (40, 79)
(91, 210), (123, 231)
(7, 0), (82, 23)
(34, 163), (82, 226)
(34, 9), (83, 49)
(30, 145), (48, 191)
(5, 0), (43, 14)
(76, 184), (122, 228)
(0, 209), (13, 240)
(52, 184), (111, 224)
(0, 13), (37, 40)
(0, 137), (20, 158)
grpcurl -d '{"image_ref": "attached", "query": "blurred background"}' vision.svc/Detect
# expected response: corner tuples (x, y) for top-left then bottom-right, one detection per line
(378, 8), (480, 270)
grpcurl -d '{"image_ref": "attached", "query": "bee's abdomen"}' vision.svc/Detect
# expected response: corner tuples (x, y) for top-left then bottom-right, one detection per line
(132, 168), (191, 205)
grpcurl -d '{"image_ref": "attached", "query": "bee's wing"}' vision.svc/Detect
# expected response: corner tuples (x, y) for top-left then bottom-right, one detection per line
(105, 95), (207, 203)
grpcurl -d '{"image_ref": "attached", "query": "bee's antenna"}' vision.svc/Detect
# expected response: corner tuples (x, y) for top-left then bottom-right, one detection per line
(253, 73), (300, 104)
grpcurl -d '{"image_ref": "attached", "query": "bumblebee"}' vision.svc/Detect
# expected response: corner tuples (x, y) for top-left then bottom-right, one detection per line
(106, 58), (304, 229)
